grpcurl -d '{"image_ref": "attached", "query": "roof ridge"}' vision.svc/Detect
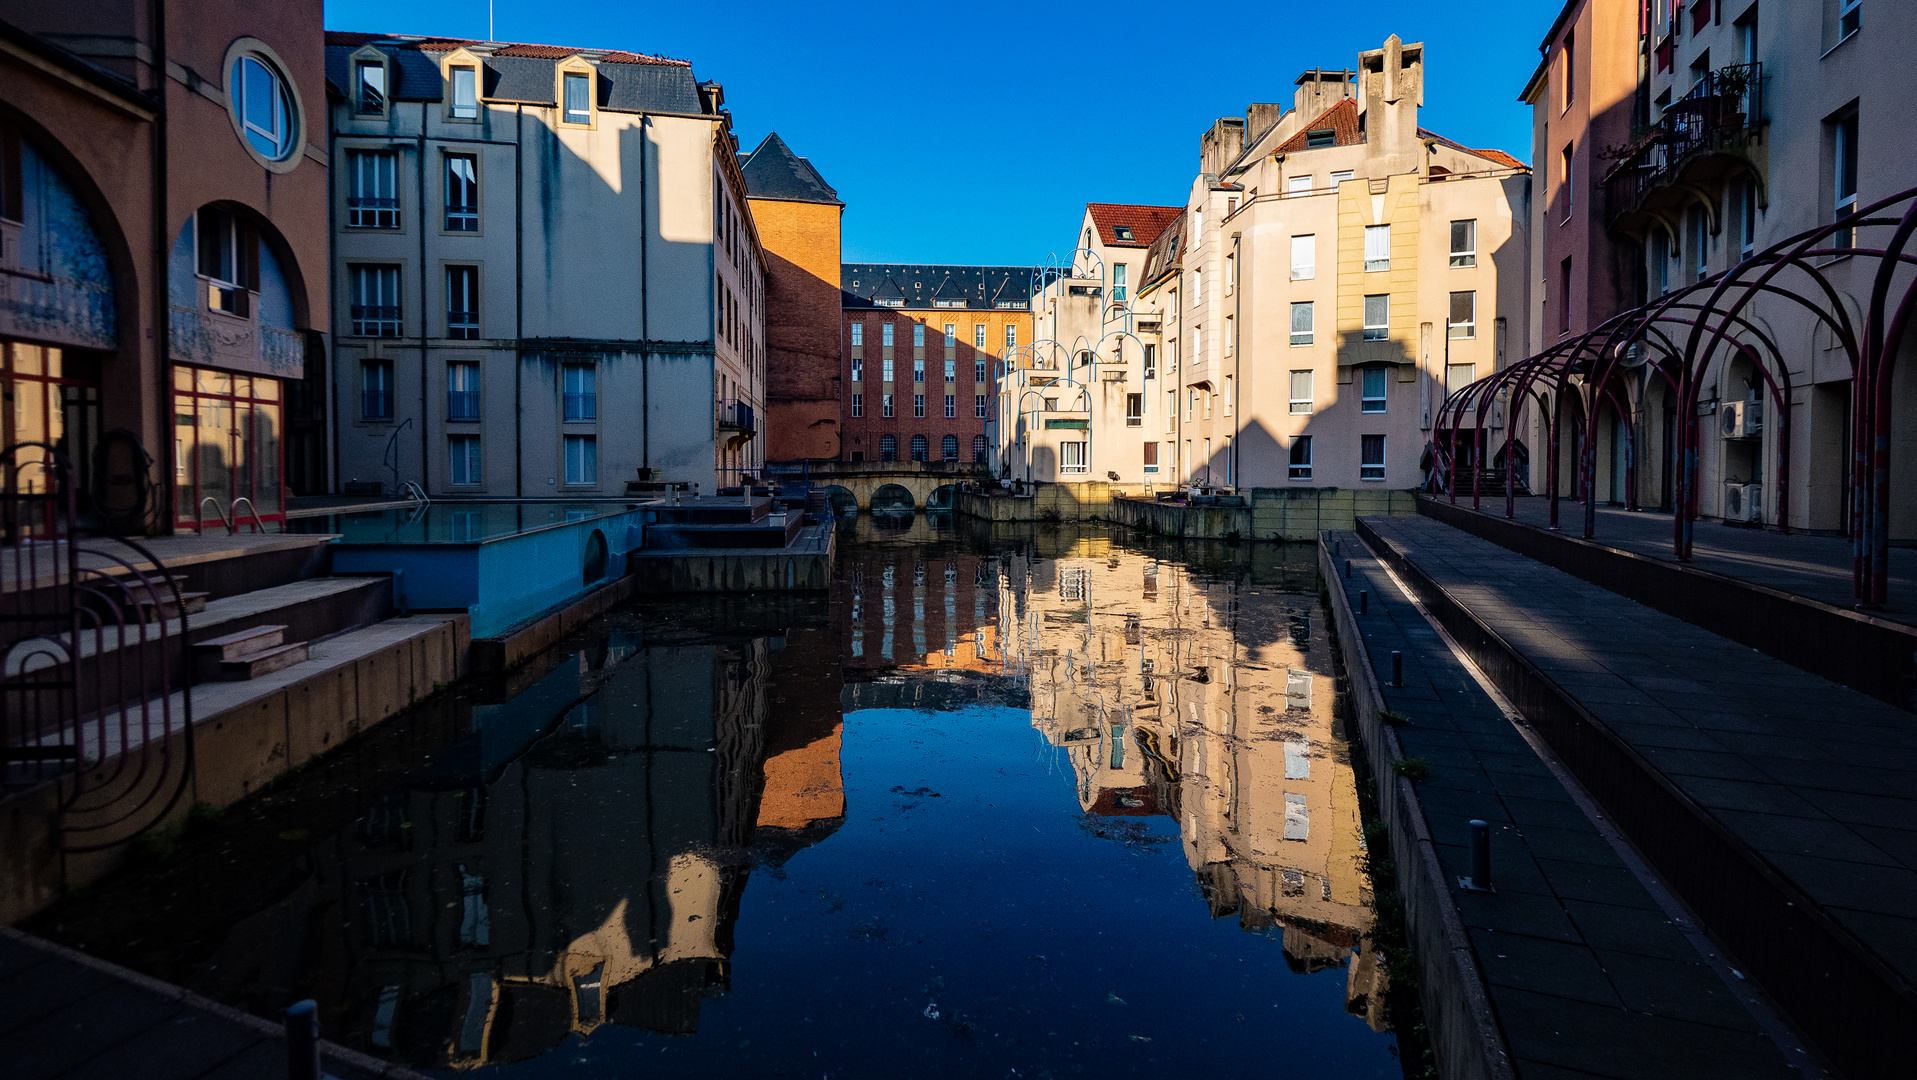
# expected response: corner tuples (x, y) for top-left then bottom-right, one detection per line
(324, 30), (690, 66)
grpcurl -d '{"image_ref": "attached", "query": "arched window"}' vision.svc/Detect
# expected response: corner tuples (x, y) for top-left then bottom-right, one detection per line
(942, 434), (959, 460)
(972, 435), (987, 463)
(880, 434), (897, 461)
(910, 434), (929, 462)
(231, 54), (297, 160)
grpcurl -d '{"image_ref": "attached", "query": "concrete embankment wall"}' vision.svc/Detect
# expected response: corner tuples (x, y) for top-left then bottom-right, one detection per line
(1101, 488), (1422, 540)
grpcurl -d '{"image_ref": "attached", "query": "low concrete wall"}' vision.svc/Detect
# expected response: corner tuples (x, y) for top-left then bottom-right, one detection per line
(470, 572), (641, 674)
(1107, 488), (1421, 540)
(626, 527), (835, 594)
(1318, 536), (1514, 1080)
(952, 491), (1034, 522)
(1107, 496), (1249, 539)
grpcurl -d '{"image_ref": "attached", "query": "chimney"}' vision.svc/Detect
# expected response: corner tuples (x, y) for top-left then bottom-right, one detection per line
(1293, 69), (1355, 123)
(1358, 36), (1423, 175)
(1200, 117), (1245, 177)
(1246, 102), (1287, 142)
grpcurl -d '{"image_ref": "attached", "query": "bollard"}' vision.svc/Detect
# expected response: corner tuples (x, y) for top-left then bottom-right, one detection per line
(1459, 819), (1495, 892)
(393, 569), (408, 618)
(1359, 589), (1368, 615)
(285, 1000), (322, 1080)
(1391, 650), (1402, 687)
(1343, 559), (1351, 579)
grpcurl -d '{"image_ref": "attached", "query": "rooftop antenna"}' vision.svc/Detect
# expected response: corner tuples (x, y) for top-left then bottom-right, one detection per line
(489, 0), (495, 42)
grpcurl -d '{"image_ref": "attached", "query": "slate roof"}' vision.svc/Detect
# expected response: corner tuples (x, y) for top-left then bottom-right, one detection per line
(841, 265), (1038, 310)
(1086, 204), (1182, 249)
(323, 31), (703, 114)
(741, 133), (840, 205)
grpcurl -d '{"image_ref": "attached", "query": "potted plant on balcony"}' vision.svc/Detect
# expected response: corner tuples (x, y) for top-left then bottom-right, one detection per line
(1714, 65), (1755, 130)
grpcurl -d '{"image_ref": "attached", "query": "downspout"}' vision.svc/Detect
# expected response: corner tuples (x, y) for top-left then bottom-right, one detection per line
(1231, 231), (1242, 489)
(639, 115), (649, 473)
(514, 104), (523, 497)
(417, 117), (429, 493)
(151, 0), (171, 532)
(326, 61), (339, 495)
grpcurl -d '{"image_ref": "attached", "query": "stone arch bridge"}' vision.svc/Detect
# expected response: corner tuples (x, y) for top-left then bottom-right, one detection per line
(765, 460), (989, 512)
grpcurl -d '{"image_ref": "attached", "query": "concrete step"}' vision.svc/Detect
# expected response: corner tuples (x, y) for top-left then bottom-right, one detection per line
(216, 640), (310, 681)
(194, 624), (286, 662)
(132, 590), (208, 621)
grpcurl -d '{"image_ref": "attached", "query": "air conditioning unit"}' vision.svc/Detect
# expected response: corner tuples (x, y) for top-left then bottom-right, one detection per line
(1719, 400), (1749, 439)
(1745, 397), (1765, 434)
(1723, 482), (1762, 522)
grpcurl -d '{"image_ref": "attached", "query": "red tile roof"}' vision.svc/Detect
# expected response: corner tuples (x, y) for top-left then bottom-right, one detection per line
(323, 31), (688, 66)
(1275, 98), (1362, 153)
(1420, 129), (1528, 170)
(1086, 203), (1183, 248)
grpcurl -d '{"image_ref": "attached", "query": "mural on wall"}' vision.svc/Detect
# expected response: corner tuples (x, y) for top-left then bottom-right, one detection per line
(0, 139), (116, 350)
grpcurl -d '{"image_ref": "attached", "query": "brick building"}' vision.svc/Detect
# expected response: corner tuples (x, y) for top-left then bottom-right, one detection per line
(840, 265), (1032, 466)
(743, 133), (843, 463)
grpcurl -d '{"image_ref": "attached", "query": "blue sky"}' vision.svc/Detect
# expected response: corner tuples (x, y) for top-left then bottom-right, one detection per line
(323, 1), (1558, 265)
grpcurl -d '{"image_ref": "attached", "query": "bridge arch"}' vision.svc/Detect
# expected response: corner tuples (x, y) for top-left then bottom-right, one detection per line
(870, 483), (915, 511)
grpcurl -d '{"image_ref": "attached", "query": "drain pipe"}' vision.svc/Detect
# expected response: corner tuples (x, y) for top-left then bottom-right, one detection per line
(151, 0), (171, 533)
(514, 105), (524, 497)
(639, 116), (650, 474)
(417, 118), (429, 494)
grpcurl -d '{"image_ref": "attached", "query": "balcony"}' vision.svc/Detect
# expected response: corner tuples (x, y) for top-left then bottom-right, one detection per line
(3, 269), (116, 350)
(716, 399), (755, 434)
(448, 390), (481, 421)
(351, 304), (402, 337)
(563, 392), (597, 422)
(1604, 63), (1766, 224)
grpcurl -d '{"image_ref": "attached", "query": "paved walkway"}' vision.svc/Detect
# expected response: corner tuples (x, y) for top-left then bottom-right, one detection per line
(0, 926), (422, 1080)
(1329, 531), (1799, 1079)
(1437, 496), (1917, 625)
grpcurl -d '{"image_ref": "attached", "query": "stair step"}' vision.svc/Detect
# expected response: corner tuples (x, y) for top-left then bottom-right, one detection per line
(194, 624), (287, 662)
(217, 641), (309, 680)
(133, 591), (209, 620)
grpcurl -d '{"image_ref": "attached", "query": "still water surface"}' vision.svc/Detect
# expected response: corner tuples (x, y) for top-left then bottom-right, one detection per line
(41, 518), (1398, 1077)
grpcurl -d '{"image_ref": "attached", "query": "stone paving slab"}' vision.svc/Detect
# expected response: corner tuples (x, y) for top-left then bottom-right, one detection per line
(1327, 531), (1796, 1080)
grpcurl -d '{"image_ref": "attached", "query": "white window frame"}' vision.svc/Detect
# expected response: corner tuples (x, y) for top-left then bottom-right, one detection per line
(1289, 435), (1313, 481)
(1361, 434), (1386, 481)
(974, 324), (987, 348)
(943, 322), (956, 347)
(1060, 441), (1088, 474)
(1286, 175), (1314, 194)
(1361, 367), (1387, 413)
(1363, 295), (1389, 341)
(449, 434), (481, 485)
(1364, 225), (1390, 272)
(1449, 291), (1477, 339)
(449, 65), (478, 120)
(1450, 219), (1477, 268)
(347, 150), (399, 229)
(561, 70), (593, 126)
(1289, 370), (1313, 415)
(563, 434), (597, 485)
(851, 322), (864, 347)
(1290, 234), (1314, 280)
(944, 394), (956, 418)
(850, 392), (863, 417)
(1290, 301), (1314, 346)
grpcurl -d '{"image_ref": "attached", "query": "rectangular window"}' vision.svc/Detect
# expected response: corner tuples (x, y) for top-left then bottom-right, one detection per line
(1560, 257), (1574, 333)
(913, 323), (925, 347)
(944, 394), (956, 418)
(851, 392), (863, 417)
(882, 356), (894, 382)
(1290, 234), (1314, 279)
(1447, 363), (1477, 397)
(913, 393), (925, 417)
(851, 357), (863, 382)
(1361, 367), (1387, 413)
(563, 72), (591, 124)
(943, 323), (956, 348)
(1364, 224), (1390, 271)
(444, 154), (478, 231)
(1362, 294), (1388, 341)
(1839, 0), (1860, 40)
(1361, 434), (1386, 481)
(1562, 31), (1575, 112)
(1126, 392), (1143, 427)
(1450, 220), (1477, 267)
(1561, 143), (1575, 219)
(357, 60), (386, 115)
(351, 264), (402, 336)
(1143, 441), (1158, 473)
(562, 363), (597, 421)
(1290, 301), (1314, 346)
(944, 357), (956, 380)
(449, 435), (481, 484)
(347, 151), (399, 228)
(851, 322), (864, 347)
(1287, 174), (1314, 193)
(1449, 291), (1476, 338)
(914, 362), (925, 383)
(563, 434), (597, 484)
(975, 394), (987, 418)
(1834, 111), (1859, 246)
(1143, 344), (1156, 380)
(1167, 390), (1176, 432)
(974, 324), (987, 348)
(975, 359), (986, 382)
(1289, 435), (1313, 480)
(361, 359), (393, 420)
(448, 361), (480, 420)
(1060, 441), (1088, 474)
(1330, 169), (1354, 185)
(1736, 178), (1757, 259)
(882, 323), (894, 347)
(1004, 324), (1017, 348)
(450, 66), (478, 119)
(446, 265), (479, 339)
(1112, 263), (1128, 302)
(1289, 370), (1313, 414)
(882, 393), (894, 417)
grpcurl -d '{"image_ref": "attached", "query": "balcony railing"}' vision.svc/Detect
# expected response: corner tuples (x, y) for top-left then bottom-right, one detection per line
(347, 197), (399, 229)
(351, 305), (402, 337)
(715, 399), (755, 432)
(1605, 62), (1765, 221)
(563, 392), (597, 421)
(4, 269), (116, 350)
(445, 204), (478, 231)
(448, 309), (478, 340)
(362, 390), (393, 420)
(448, 390), (481, 421)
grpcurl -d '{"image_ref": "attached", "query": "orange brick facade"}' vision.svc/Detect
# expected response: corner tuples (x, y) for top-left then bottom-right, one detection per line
(839, 304), (1029, 465)
(752, 196), (844, 462)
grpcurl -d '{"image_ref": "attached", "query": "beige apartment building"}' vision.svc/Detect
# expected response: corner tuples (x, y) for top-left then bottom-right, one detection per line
(327, 33), (764, 499)
(1012, 37), (1529, 493)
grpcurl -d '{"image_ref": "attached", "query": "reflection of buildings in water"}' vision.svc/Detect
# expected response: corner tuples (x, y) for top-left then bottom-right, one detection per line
(196, 628), (846, 1068)
(835, 546), (1007, 678)
(1006, 545), (1387, 1031)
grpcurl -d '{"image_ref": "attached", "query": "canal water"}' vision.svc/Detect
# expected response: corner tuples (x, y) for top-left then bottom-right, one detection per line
(35, 516), (1401, 1078)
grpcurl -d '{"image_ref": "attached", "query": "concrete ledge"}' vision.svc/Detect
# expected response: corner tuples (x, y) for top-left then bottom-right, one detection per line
(625, 527), (835, 595)
(1318, 535), (1514, 1080)
(1358, 516), (1917, 1080)
(1109, 496), (1250, 539)
(469, 572), (642, 674)
(1417, 495), (1917, 711)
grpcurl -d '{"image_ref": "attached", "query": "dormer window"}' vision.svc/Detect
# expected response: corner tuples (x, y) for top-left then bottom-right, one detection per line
(1305, 129), (1336, 148)
(450, 65), (478, 119)
(563, 72), (591, 124)
(1114, 226), (1134, 242)
(356, 59), (386, 115)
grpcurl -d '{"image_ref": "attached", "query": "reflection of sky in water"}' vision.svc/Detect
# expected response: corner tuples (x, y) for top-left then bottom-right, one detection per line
(483, 703), (1396, 1079)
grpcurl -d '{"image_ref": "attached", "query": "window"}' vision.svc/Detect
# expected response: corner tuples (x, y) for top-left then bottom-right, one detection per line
(563, 434), (597, 484)
(882, 323), (894, 347)
(882, 393), (894, 417)
(445, 154), (478, 231)
(1652, 230), (1671, 295)
(448, 361), (480, 420)
(450, 434), (481, 484)
(942, 434), (959, 460)
(944, 356), (956, 380)
(1364, 225), (1390, 271)
(975, 359), (986, 382)
(973, 434), (987, 463)
(1360, 434), (1386, 481)
(850, 392), (863, 417)
(1289, 435), (1312, 480)
(913, 393), (924, 417)
(880, 434), (897, 460)
(1833, 110), (1859, 246)
(1561, 30), (1575, 112)
(944, 394), (955, 418)
(561, 363), (597, 421)
(910, 434), (929, 461)
(1735, 177), (1757, 259)
(1839, 0), (1860, 41)
(1305, 129), (1336, 149)
(1126, 393), (1143, 427)
(914, 362), (925, 383)
(449, 65), (478, 119)
(852, 357), (863, 382)
(1449, 291), (1476, 338)
(1290, 234), (1314, 279)
(1362, 294), (1388, 341)
(943, 322), (956, 348)
(1330, 170), (1355, 184)
(1113, 263), (1128, 302)
(563, 72), (591, 124)
(851, 322), (864, 347)
(1559, 257), (1574, 333)
(195, 207), (251, 315)
(1450, 220), (1477, 267)
(1060, 441), (1087, 474)
(1143, 344), (1156, 380)
(351, 264), (402, 336)
(882, 357), (894, 382)
(1143, 441), (1159, 473)
(348, 151), (399, 228)
(913, 323), (925, 347)
(975, 394), (987, 418)
(974, 324), (987, 349)
(356, 59), (386, 115)
(1290, 301), (1314, 346)
(1005, 324), (1017, 348)
(361, 360), (393, 420)
(1287, 175), (1314, 194)
(1361, 367), (1387, 413)
(230, 54), (295, 161)
(1447, 364), (1476, 397)
(1560, 143), (1575, 219)
(1289, 370), (1313, 414)
(1689, 205), (1709, 282)
(446, 265), (479, 339)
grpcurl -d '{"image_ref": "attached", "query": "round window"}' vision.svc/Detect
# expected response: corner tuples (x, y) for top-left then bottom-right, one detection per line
(231, 55), (296, 160)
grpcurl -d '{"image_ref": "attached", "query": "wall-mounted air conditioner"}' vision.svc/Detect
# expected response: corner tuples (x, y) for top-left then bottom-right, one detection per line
(1723, 482), (1762, 522)
(1720, 398), (1765, 439)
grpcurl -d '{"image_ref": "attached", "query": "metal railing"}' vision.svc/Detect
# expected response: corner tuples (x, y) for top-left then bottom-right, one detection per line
(361, 390), (393, 421)
(350, 305), (402, 337)
(1605, 62), (1765, 220)
(447, 390), (481, 421)
(563, 392), (598, 421)
(715, 399), (755, 431)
